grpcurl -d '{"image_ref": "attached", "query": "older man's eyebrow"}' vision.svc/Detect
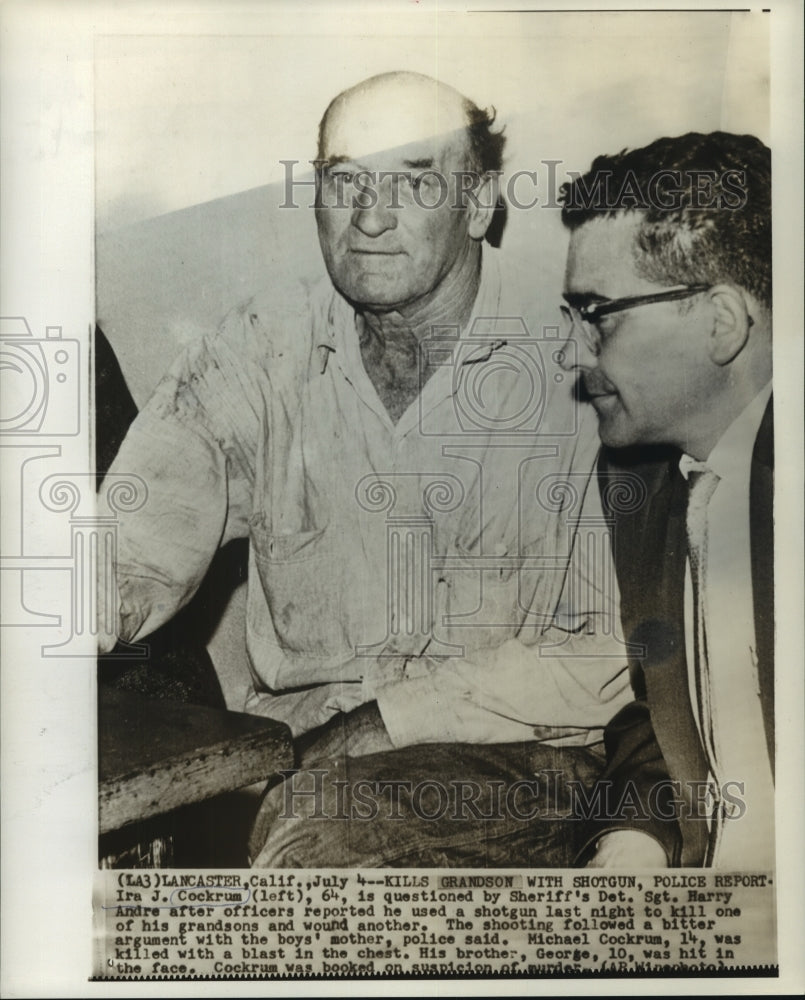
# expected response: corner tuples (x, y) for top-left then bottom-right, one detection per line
(402, 157), (434, 170)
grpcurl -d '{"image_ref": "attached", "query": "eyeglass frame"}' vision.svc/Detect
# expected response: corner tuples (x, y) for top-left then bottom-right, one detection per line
(559, 283), (713, 353)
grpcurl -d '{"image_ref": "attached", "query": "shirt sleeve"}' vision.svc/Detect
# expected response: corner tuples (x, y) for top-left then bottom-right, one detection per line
(97, 313), (263, 650)
(245, 682), (367, 738)
(376, 629), (632, 747)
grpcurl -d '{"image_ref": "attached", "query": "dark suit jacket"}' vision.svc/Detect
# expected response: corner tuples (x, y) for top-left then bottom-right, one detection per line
(580, 399), (773, 866)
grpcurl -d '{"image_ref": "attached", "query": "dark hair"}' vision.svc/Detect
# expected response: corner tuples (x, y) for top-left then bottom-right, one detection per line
(559, 132), (771, 308)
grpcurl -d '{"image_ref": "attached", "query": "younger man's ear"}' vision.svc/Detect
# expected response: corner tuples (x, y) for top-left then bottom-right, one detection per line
(707, 284), (753, 366)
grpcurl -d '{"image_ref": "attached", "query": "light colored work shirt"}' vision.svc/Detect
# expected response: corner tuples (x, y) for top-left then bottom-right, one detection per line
(680, 382), (774, 868)
(99, 251), (630, 738)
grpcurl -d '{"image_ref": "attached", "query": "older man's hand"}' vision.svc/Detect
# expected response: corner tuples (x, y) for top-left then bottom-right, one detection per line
(298, 701), (395, 767)
(586, 830), (669, 868)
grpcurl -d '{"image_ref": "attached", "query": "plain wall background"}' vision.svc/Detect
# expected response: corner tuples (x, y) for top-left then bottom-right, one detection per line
(95, 9), (769, 706)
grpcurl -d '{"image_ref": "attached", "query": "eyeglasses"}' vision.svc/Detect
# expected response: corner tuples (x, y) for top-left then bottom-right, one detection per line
(560, 283), (711, 354)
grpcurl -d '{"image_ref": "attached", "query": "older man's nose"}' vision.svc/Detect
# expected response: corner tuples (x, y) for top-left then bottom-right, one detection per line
(351, 184), (398, 237)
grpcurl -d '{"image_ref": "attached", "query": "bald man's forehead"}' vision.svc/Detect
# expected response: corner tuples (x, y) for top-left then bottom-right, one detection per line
(320, 79), (469, 165)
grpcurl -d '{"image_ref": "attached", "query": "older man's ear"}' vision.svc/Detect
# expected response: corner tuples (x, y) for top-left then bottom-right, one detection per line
(466, 173), (499, 240)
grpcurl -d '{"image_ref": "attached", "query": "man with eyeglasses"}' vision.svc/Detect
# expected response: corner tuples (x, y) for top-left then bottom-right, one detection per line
(557, 132), (773, 868)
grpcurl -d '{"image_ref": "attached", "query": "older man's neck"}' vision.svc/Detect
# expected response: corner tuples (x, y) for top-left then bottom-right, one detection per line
(357, 244), (482, 423)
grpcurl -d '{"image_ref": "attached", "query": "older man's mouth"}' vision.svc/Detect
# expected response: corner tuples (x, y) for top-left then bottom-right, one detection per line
(349, 248), (404, 255)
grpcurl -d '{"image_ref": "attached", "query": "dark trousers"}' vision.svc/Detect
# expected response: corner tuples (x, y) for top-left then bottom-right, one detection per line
(249, 741), (605, 867)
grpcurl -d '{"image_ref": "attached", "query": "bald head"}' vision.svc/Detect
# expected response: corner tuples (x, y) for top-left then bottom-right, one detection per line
(318, 71), (504, 176)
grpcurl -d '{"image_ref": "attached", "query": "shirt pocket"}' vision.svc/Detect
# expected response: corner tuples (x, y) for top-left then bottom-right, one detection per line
(249, 518), (352, 662)
(256, 527), (326, 563)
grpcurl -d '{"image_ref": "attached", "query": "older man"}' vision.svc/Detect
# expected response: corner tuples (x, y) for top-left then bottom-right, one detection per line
(557, 132), (773, 868)
(100, 72), (628, 865)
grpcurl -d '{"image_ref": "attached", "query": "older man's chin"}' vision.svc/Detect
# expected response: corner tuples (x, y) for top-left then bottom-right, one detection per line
(335, 278), (409, 312)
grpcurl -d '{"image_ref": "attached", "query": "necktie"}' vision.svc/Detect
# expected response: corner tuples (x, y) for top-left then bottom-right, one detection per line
(685, 465), (721, 862)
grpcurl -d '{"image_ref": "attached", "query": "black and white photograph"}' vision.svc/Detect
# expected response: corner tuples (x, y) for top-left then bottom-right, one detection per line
(1, 0), (803, 993)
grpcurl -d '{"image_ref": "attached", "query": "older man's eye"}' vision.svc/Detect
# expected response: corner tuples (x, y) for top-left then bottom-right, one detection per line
(398, 172), (429, 192)
(323, 168), (357, 187)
